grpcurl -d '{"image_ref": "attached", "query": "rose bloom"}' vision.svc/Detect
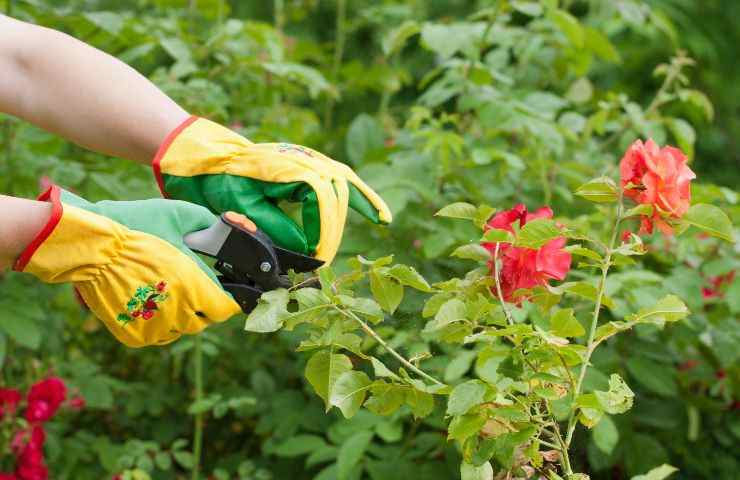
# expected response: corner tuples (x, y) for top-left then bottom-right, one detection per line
(0, 474), (17, 480)
(25, 378), (67, 423)
(13, 426), (47, 480)
(620, 139), (695, 234)
(0, 388), (22, 418)
(482, 204), (571, 302)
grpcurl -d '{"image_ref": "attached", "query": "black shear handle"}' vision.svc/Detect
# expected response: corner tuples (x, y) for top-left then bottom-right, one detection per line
(221, 280), (263, 313)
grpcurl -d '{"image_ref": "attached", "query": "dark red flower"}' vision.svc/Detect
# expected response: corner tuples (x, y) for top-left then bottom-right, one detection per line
(0, 473), (17, 480)
(0, 388), (22, 418)
(482, 204), (571, 303)
(702, 271), (735, 300)
(25, 378), (66, 423)
(144, 300), (158, 310)
(156, 281), (167, 292)
(13, 426), (47, 480)
(142, 310), (154, 320)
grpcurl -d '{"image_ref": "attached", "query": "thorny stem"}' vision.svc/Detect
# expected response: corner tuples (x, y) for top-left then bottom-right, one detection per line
(191, 336), (204, 480)
(335, 306), (444, 386)
(564, 195), (624, 448)
(493, 243), (515, 326)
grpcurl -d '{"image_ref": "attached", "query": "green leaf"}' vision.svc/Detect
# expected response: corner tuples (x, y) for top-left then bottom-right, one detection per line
(382, 20), (420, 57)
(626, 357), (677, 397)
(339, 295), (383, 322)
(305, 351), (353, 409)
(262, 62), (335, 99)
(424, 298), (467, 332)
(337, 431), (373, 480)
(451, 244), (491, 261)
(405, 389), (435, 418)
(550, 9), (584, 48)
(273, 435), (327, 457)
(631, 465), (678, 480)
(370, 357), (399, 380)
(435, 202), (478, 220)
(594, 374), (634, 414)
(481, 229), (512, 243)
(460, 461), (493, 480)
(584, 26), (621, 63)
(244, 289), (290, 333)
(84, 12), (125, 35)
(575, 177), (618, 203)
(0, 307), (41, 349)
(681, 203), (734, 242)
(365, 383), (405, 415)
(678, 89), (714, 121)
(346, 113), (384, 164)
(330, 371), (372, 419)
(516, 218), (562, 249)
(550, 308), (585, 338)
(447, 413), (486, 442)
(369, 271), (403, 314)
(626, 295), (689, 326)
(667, 118), (695, 160)
(387, 264), (432, 292)
(446, 379), (487, 415)
(511, 1), (543, 17)
(592, 415), (619, 454)
(172, 451), (195, 469)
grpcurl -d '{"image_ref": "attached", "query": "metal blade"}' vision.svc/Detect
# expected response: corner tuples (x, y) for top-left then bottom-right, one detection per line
(274, 246), (324, 273)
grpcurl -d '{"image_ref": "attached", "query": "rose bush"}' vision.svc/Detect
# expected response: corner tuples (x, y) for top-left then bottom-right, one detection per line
(1, 1), (738, 480)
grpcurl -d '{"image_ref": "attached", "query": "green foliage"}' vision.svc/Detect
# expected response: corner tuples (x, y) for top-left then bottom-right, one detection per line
(1, 1), (739, 480)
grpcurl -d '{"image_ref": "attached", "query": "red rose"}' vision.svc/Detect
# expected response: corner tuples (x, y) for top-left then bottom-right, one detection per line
(25, 378), (66, 423)
(13, 426), (47, 480)
(482, 204), (571, 303)
(68, 395), (86, 411)
(131, 310), (141, 318)
(619, 139), (695, 235)
(0, 473), (17, 480)
(156, 281), (167, 292)
(144, 300), (158, 310)
(0, 388), (22, 418)
(142, 310), (154, 320)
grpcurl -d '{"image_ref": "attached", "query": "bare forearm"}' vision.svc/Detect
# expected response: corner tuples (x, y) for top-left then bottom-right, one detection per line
(0, 196), (52, 271)
(0, 15), (188, 164)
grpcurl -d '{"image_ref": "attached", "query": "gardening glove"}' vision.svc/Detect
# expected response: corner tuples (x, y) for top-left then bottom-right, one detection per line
(14, 185), (241, 348)
(151, 116), (392, 264)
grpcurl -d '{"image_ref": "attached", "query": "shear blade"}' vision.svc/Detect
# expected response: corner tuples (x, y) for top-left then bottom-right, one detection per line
(275, 246), (324, 273)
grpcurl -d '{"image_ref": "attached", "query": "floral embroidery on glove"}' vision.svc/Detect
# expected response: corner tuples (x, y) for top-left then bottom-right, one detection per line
(117, 281), (168, 324)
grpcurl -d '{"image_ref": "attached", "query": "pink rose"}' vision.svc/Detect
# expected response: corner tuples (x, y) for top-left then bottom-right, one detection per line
(620, 139), (695, 234)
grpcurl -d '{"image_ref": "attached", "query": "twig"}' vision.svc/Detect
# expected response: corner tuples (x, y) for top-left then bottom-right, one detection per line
(335, 306), (444, 386)
(564, 195), (623, 447)
(191, 336), (204, 480)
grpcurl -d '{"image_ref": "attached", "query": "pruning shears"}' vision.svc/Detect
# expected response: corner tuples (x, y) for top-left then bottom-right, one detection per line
(184, 212), (324, 313)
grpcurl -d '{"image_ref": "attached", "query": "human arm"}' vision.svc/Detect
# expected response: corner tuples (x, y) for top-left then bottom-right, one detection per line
(0, 195), (52, 271)
(0, 14), (188, 164)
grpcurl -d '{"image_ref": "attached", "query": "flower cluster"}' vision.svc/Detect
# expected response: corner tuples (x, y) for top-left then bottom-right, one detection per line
(620, 139), (696, 234)
(0, 377), (83, 480)
(482, 204), (572, 303)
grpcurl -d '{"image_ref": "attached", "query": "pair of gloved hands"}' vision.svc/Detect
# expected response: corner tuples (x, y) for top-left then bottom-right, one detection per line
(15, 118), (391, 347)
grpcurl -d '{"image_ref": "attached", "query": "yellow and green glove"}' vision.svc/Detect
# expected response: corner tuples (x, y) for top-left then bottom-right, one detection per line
(14, 185), (241, 348)
(152, 117), (392, 264)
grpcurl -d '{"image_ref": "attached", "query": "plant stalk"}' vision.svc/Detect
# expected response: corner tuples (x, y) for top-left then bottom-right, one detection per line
(337, 306), (444, 386)
(564, 197), (623, 447)
(191, 336), (204, 480)
(493, 243), (515, 326)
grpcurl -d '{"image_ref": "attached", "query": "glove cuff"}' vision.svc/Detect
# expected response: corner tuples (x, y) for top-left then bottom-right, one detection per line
(14, 186), (65, 272)
(152, 115), (200, 197)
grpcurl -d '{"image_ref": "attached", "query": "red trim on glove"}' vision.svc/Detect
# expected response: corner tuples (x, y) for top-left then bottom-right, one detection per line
(151, 115), (199, 198)
(14, 185), (63, 272)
